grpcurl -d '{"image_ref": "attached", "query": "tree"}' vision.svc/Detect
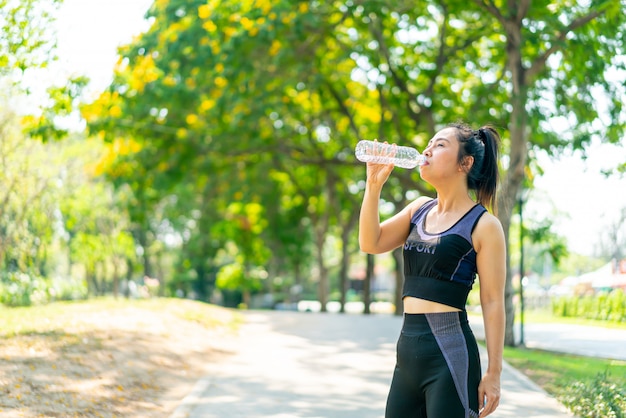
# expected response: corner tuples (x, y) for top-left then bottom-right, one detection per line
(1, 0), (87, 141)
(0, 0), (60, 80)
(0, 111), (56, 273)
(85, 0), (626, 345)
(467, 0), (625, 344)
(62, 179), (136, 297)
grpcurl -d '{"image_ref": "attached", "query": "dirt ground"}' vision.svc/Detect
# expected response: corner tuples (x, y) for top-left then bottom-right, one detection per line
(0, 300), (240, 418)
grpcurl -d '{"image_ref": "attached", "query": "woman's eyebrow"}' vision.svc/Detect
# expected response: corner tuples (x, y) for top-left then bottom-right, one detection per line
(428, 137), (451, 145)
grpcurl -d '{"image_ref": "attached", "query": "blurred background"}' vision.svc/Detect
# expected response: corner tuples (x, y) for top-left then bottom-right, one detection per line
(2, 0), (626, 347)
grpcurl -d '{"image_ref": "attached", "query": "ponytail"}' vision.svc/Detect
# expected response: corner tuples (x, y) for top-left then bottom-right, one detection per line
(448, 123), (501, 212)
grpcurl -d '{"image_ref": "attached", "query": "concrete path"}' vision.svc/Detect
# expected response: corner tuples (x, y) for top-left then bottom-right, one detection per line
(171, 311), (574, 418)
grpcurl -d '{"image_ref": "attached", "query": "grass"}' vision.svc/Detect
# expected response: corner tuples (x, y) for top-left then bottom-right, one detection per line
(470, 306), (626, 415)
(501, 308), (626, 416)
(469, 306), (626, 392)
(519, 308), (626, 330)
(503, 346), (626, 417)
(503, 345), (626, 395)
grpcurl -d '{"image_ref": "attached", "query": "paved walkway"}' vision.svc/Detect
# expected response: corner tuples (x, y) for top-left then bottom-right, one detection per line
(171, 311), (578, 418)
(468, 314), (626, 361)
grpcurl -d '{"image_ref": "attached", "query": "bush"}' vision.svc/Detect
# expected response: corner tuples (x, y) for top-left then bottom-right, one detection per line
(559, 372), (626, 418)
(0, 272), (89, 307)
(51, 276), (88, 301)
(552, 290), (626, 322)
(607, 290), (626, 322)
(0, 272), (51, 307)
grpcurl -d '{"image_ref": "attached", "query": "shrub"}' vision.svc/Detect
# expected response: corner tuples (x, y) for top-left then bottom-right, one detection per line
(0, 273), (89, 307)
(552, 290), (626, 323)
(559, 372), (626, 418)
(51, 276), (88, 301)
(607, 290), (626, 322)
(0, 272), (51, 307)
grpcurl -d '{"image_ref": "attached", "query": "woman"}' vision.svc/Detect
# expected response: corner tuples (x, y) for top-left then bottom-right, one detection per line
(359, 123), (506, 418)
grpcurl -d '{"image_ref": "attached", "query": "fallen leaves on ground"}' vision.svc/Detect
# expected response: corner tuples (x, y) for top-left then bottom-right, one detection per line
(0, 298), (239, 417)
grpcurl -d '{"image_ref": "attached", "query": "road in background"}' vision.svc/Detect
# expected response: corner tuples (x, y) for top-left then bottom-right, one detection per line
(468, 315), (626, 361)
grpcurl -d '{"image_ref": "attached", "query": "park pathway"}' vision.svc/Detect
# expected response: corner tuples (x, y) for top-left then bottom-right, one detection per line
(171, 310), (574, 418)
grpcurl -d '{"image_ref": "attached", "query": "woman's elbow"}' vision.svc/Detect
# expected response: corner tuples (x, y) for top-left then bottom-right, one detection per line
(359, 242), (375, 254)
(359, 238), (380, 254)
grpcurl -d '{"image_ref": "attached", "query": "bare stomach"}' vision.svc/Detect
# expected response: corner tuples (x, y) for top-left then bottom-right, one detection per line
(403, 296), (461, 313)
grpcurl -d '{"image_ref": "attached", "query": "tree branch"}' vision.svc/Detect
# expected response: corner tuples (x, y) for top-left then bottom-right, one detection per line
(471, 0), (507, 26)
(516, 0), (531, 25)
(525, 9), (605, 82)
(324, 80), (361, 139)
(368, 18), (422, 127)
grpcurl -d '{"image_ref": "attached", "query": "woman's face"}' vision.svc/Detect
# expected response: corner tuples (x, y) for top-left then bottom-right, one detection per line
(419, 127), (462, 181)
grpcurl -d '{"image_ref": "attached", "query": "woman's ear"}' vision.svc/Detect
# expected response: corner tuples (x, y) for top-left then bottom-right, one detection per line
(460, 155), (474, 173)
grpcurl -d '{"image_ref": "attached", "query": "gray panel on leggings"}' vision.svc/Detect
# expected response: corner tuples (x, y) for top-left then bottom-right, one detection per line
(425, 313), (479, 418)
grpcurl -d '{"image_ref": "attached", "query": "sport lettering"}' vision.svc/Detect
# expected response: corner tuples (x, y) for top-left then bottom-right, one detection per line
(404, 241), (436, 254)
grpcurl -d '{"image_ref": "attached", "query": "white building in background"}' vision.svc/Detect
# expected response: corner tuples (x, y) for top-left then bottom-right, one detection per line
(551, 259), (626, 296)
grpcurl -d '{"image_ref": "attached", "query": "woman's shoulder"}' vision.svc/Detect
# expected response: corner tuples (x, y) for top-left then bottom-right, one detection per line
(475, 210), (503, 231)
(406, 196), (435, 218)
(473, 211), (505, 250)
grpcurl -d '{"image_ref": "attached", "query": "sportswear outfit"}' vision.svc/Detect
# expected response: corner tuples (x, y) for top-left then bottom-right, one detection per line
(385, 199), (487, 418)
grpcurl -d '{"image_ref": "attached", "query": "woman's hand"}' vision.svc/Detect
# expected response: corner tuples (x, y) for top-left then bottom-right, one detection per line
(365, 141), (396, 187)
(478, 371), (501, 417)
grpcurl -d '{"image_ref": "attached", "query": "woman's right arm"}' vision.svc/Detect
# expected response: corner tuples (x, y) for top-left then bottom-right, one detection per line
(358, 161), (428, 254)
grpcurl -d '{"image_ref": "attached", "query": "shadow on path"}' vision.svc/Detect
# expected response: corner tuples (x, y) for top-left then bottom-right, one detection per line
(173, 311), (573, 418)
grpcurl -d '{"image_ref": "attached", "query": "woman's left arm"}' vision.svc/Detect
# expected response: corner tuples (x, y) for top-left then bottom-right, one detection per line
(474, 213), (506, 417)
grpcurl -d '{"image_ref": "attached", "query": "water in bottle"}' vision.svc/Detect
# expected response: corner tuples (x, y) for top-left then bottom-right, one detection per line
(354, 140), (425, 169)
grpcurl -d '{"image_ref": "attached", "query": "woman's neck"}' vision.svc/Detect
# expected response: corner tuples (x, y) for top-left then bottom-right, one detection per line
(434, 185), (474, 213)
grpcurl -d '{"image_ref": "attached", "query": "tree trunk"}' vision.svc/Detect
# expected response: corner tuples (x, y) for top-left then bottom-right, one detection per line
(392, 247), (403, 316)
(140, 230), (153, 280)
(499, 19), (529, 346)
(365, 253), (375, 314)
(339, 229), (350, 313)
(112, 259), (120, 298)
(314, 227), (329, 312)
(498, 206), (517, 346)
(293, 261), (302, 303)
(339, 206), (359, 313)
(317, 257), (329, 312)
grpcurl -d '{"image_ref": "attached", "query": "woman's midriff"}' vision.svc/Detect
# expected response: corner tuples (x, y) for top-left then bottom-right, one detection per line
(402, 296), (461, 314)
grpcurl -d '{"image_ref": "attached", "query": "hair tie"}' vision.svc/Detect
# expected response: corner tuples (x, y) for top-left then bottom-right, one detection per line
(474, 129), (486, 145)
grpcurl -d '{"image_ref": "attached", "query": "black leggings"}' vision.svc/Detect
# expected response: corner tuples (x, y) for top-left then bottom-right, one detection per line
(385, 312), (481, 418)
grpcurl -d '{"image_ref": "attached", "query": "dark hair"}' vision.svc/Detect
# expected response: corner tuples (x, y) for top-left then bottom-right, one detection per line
(448, 122), (501, 212)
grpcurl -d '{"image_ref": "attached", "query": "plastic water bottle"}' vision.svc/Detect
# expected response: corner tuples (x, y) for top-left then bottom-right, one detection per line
(355, 140), (426, 169)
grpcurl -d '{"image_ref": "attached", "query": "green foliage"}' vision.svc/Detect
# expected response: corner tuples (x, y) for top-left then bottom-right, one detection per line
(0, 111), (59, 274)
(0, 0), (83, 142)
(0, 273), (88, 307)
(1, 108), (138, 301)
(22, 76), (90, 142)
(552, 290), (626, 322)
(0, 271), (50, 307)
(559, 372), (626, 418)
(216, 263), (262, 294)
(81, 0), (626, 318)
(50, 276), (88, 301)
(503, 345), (626, 417)
(0, 273), (45, 306)
(0, 0), (61, 77)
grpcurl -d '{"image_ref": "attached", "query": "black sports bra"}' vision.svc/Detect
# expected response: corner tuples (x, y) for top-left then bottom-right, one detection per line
(402, 199), (487, 310)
